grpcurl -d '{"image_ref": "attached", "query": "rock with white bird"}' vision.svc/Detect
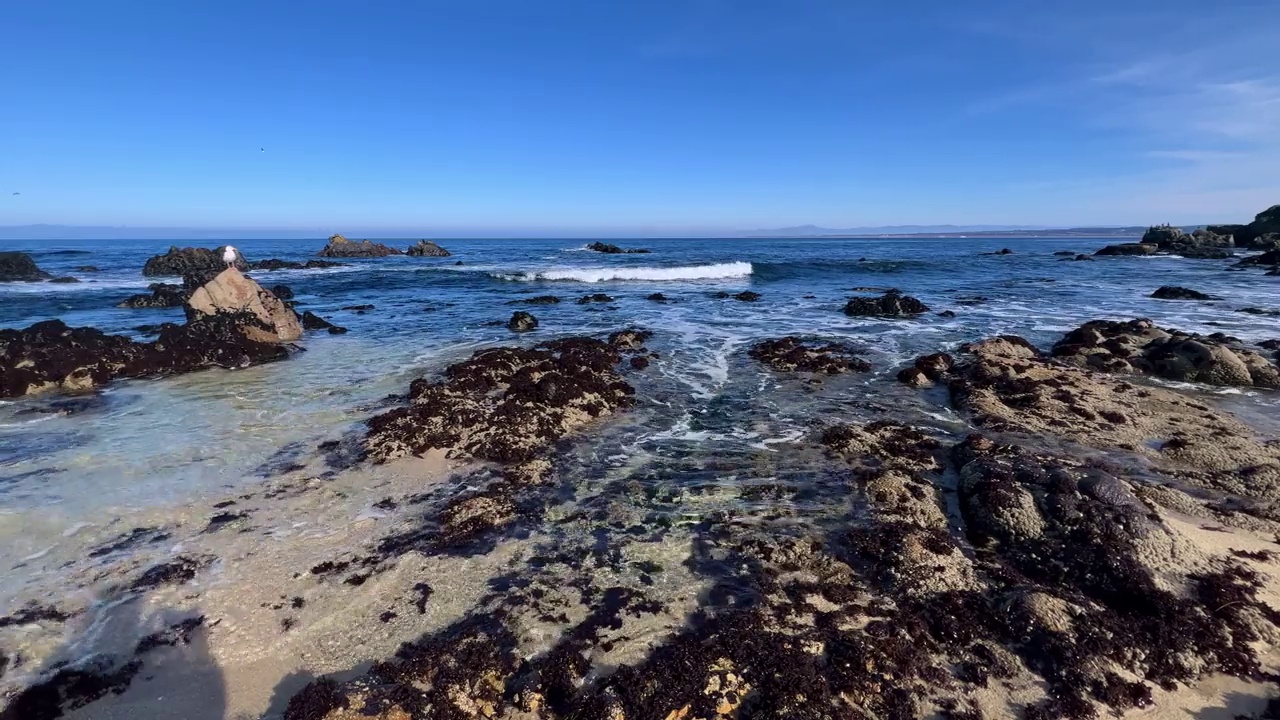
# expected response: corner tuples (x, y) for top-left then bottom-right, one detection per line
(186, 268), (303, 342)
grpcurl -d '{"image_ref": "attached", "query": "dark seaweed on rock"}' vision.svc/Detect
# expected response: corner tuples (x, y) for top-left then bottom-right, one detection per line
(0, 656), (142, 720)
(0, 315), (292, 398)
(129, 555), (212, 591)
(749, 336), (870, 374)
(844, 291), (930, 317)
(364, 332), (646, 464)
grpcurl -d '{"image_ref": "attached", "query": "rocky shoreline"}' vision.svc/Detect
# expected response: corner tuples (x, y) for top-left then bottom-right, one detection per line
(2, 224), (1280, 720)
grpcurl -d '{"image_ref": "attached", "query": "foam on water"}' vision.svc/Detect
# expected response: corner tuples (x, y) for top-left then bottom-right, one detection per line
(493, 261), (753, 283)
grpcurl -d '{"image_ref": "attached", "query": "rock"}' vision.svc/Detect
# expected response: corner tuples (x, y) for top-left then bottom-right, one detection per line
(186, 268), (303, 342)
(733, 291), (760, 302)
(406, 240), (451, 257)
(269, 285), (294, 301)
(1052, 251), (1076, 256)
(646, 293), (668, 302)
(143, 246), (247, 276)
(509, 295), (560, 305)
(1151, 286), (1214, 300)
(1051, 318), (1279, 389)
(896, 353), (954, 388)
(0, 252), (51, 282)
(985, 248), (1013, 255)
(248, 258), (345, 271)
(317, 234), (402, 258)
(507, 312), (538, 332)
(341, 304), (374, 312)
(1238, 308), (1280, 317)
(1137, 225), (1233, 258)
(749, 337), (870, 374)
(1, 316), (291, 398)
(586, 242), (650, 254)
(75, 265), (101, 272)
(938, 310), (957, 318)
(1095, 243), (1158, 256)
(48, 276), (80, 283)
(1237, 249), (1280, 268)
(843, 292), (929, 317)
(118, 283), (190, 309)
(300, 311), (348, 334)
(365, 335), (641, 463)
(577, 293), (614, 304)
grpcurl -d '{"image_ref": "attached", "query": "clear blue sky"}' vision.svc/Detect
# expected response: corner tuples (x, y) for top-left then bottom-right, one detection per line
(2, 1), (1278, 233)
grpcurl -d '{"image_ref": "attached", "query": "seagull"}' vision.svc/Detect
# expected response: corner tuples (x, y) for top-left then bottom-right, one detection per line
(260, 148), (265, 152)
(10, 192), (18, 196)
(223, 245), (239, 269)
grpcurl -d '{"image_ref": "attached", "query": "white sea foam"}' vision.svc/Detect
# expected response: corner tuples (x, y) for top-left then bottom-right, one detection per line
(493, 262), (753, 283)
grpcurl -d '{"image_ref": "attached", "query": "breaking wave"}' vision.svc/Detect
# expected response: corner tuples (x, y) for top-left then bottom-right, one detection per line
(493, 262), (753, 283)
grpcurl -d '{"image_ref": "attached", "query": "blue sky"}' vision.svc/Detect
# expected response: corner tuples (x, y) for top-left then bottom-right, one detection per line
(1, 0), (1278, 233)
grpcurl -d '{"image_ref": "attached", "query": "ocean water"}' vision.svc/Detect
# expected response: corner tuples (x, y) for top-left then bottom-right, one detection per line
(2, 236), (1279, 541)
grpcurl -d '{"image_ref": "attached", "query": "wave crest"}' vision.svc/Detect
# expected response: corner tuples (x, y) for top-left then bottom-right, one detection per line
(493, 262), (753, 283)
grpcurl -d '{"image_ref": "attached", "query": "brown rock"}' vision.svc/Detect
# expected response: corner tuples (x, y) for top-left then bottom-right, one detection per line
(186, 269), (303, 342)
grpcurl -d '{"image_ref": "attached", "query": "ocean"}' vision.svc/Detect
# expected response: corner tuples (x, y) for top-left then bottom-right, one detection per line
(3, 236), (1279, 524)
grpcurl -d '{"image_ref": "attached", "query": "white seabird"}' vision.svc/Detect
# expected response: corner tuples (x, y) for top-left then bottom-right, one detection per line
(223, 246), (239, 269)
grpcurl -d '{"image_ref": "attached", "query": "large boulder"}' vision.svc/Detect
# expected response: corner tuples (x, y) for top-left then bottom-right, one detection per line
(507, 311), (538, 332)
(1237, 249), (1280, 268)
(317, 234), (401, 258)
(405, 240), (451, 257)
(142, 246), (247, 277)
(0, 252), (51, 282)
(185, 268), (303, 342)
(843, 292), (929, 317)
(1151, 286), (1214, 300)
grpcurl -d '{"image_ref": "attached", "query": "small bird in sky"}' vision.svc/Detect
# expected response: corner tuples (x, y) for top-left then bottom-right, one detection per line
(10, 192), (18, 196)
(260, 148), (265, 152)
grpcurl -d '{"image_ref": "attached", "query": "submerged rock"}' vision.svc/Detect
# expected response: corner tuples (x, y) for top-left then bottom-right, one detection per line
(317, 234), (401, 258)
(48, 276), (79, 283)
(186, 268), (303, 342)
(843, 291), (929, 317)
(0, 252), (51, 282)
(142, 246), (247, 276)
(405, 240), (451, 257)
(75, 265), (101, 272)
(1151, 286), (1214, 300)
(507, 311), (538, 332)
(1237, 249), (1280, 268)
(577, 293), (614, 304)
(749, 336), (870, 374)
(646, 293), (668, 303)
(1052, 318), (1279, 389)
(509, 295), (560, 305)
(732, 290), (760, 302)
(586, 242), (650, 254)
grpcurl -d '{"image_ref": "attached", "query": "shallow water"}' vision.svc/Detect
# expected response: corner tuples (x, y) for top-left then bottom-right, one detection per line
(2, 236), (1279, 576)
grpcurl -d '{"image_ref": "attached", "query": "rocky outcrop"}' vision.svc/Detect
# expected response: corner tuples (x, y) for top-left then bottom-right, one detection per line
(895, 352), (953, 387)
(1208, 205), (1280, 249)
(1151, 286), (1214, 300)
(586, 242), (650, 254)
(49, 276), (79, 283)
(75, 265), (100, 272)
(1095, 243), (1158, 256)
(732, 291), (760, 302)
(0, 252), (51, 282)
(843, 291), (929, 317)
(365, 332), (650, 464)
(1051, 319), (1279, 389)
(749, 336), (870, 374)
(405, 240), (451, 257)
(249, 259), (345, 271)
(1237, 249), (1280, 268)
(317, 235), (401, 258)
(508, 295), (560, 305)
(118, 283), (190, 309)
(507, 311), (538, 332)
(142, 246), (247, 276)
(300, 311), (347, 335)
(577, 293), (613, 304)
(185, 269), (303, 342)
(0, 316), (291, 398)
(1139, 225), (1234, 258)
